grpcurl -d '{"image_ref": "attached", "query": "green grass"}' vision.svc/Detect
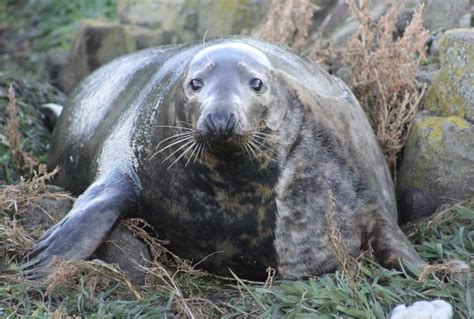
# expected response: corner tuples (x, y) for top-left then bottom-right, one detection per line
(1, 0), (117, 51)
(0, 0), (117, 74)
(1, 201), (472, 318)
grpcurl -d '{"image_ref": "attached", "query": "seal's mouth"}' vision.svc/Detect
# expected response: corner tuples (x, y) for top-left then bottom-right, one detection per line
(152, 124), (278, 168)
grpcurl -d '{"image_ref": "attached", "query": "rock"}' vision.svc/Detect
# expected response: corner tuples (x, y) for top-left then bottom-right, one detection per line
(396, 8), (415, 36)
(397, 112), (474, 222)
(415, 66), (440, 89)
(422, 0), (471, 31)
(117, 0), (269, 48)
(43, 49), (72, 94)
(425, 29), (474, 122)
(398, 29), (474, 221)
(323, 0), (388, 46)
(49, 20), (137, 93)
(23, 185), (74, 232)
(93, 224), (151, 285)
(25, 186), (150, 285)
(426, 30), (445, 57)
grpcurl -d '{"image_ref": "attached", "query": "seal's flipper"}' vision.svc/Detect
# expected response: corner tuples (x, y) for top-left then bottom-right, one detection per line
(40, 103), (63, 132)
(372, 214), (426, 271)
(23, 166), (142, 277)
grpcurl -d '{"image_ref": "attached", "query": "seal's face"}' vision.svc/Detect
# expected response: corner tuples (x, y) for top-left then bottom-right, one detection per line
(180, 43), (276, 157)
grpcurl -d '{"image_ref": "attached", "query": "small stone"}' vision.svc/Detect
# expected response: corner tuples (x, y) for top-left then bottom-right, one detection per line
(93, 223), (151, 285)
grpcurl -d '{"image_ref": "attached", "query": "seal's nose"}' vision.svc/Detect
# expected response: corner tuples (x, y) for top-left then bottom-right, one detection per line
(205, 111), (236, 139)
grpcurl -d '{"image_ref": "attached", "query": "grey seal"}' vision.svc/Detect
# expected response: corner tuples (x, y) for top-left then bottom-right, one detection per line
(25, 38), (425, 280)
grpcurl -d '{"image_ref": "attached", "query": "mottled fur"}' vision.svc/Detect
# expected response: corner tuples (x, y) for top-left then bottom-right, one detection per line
(25, 38), (424, 280)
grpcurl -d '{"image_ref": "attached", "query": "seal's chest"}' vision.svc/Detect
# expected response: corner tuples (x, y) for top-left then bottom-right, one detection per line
(144, 162), (279, 279)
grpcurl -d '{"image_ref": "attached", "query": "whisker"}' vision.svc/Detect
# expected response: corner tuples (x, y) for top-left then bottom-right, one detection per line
(240, 142), (254, 164)
(161, 140), (194, 164)
(167, 142), (196, 169)
(193, 142), (203, 163)
(246, 142), (263, 166)
(251, 137), (277, 156)
(175, 120), (196, 128)
(185, 143), (200, 167)
(150, 136), (195, 159)
(155, 132), (195, 150)
(156, 125), (195, 131)
(203, 144), (209, 163)
(249, 140), (277, 163)
(253, 132), (294, 146)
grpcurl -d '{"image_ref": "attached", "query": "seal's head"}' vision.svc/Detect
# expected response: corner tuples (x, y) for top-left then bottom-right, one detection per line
(179, 43), (280, 157)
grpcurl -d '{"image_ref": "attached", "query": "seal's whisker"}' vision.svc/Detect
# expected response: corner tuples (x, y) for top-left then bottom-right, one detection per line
(155, 132), (195, 150)
(155, 125), (195, 131)
(246, 142), (263, 166)
(160, 139), (195, 164)
(251, 136), (277, 156)
(202, 144), (209, 163)
(167, 141), (196, 169)
(241, 142), (256, 165)
(193, 142), (203, 163)
(252, 131), (280, 142)
(253, 133), (294, 146)
(150, 136), (195, 159)
(185, 142), (200, 167)
(249, 140), (277, 163)
(175, 120), (196, 129)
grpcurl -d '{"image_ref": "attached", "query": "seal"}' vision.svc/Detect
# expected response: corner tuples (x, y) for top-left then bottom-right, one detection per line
(25, 38), (425, 280)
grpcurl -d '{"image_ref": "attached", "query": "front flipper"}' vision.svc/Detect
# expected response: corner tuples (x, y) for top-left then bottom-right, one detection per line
(23, 166), (142, 277)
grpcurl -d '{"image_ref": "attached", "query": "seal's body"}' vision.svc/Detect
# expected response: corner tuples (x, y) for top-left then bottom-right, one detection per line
(28, 38), (424, 279)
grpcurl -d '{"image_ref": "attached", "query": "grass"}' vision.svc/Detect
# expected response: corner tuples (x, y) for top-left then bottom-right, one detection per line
(0, 187), (472, 317)
(0, 0), (117, 75)
(0, 1), (472, 317)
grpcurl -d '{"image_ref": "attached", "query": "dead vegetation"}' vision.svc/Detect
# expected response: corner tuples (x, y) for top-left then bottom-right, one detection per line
(1, 1), (470, 317)
(252, 0), (319, 52)
(5, 83), (38, 174)
(325, 190), (360, 283)
(342, 0), (428, 174)
(253, 0), (429, 176)
(0, 165), (69, 262)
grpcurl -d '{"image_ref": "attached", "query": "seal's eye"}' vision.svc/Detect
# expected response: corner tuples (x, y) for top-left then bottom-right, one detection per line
(189, 79), (203, 92)
(249, 78), (263, 92)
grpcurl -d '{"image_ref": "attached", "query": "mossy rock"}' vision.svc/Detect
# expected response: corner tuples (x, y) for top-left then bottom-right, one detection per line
(117, 0), (270, 46)
(46, 20), (137, 94)
(397, 111), (474, 222)
(0, 75), (66, 183)
(425, 29), (474, 122)
(422, 0), (471, 31)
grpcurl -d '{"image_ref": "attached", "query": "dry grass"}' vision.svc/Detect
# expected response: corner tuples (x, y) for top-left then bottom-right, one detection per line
(252, 0), (319, 52)
(325, 190), (359, 282)
(0, 165), (69, 262)
(0, 164), (62, 216)
(5, 83), (38, 174)
(342, 0), (428, 174)
(253, 0), (429, 176)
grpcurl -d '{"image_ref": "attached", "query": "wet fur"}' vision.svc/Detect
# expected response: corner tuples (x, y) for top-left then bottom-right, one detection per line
(26, 38), (425, 280)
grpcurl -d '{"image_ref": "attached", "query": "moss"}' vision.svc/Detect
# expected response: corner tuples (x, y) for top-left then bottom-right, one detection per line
(425, 29), (473, 121)
(405, 114), (472, 188)
(417, 115), (469, 143)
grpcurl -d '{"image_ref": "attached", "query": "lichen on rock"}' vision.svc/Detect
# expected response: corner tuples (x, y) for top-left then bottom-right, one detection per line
(425, 29), (474, 122)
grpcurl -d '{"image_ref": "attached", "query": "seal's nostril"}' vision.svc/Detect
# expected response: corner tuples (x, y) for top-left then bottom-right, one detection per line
(204, 112), (237, 139)
(206, 113), (216, 131)
(226, 113), (236, 133)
